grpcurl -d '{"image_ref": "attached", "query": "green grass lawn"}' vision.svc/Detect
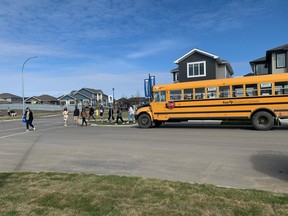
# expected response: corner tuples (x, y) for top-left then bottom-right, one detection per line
(0, 172), (287, 215)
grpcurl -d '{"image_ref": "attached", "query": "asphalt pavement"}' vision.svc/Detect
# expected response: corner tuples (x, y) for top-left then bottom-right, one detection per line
(0, 116), (288, 193)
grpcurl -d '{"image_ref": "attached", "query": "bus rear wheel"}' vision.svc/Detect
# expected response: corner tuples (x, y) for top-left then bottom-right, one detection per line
(138, 113), (152, 128)
(252, 111), (274, 130)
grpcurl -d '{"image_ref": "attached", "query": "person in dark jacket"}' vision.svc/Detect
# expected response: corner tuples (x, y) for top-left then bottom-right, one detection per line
(107, 105), (114, 123)
(88, 106), (96, 122)
(116, 106), (125, 124)
(73, 106), (80, 126)
(24, 107), (35, 132)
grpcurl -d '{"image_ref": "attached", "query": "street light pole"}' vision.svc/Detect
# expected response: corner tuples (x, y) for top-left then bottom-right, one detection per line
(112, 88), (115, 108)
(22, 56), (37, 115)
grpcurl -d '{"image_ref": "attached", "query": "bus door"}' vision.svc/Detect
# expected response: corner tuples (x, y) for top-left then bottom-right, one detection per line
(152, 91), (168, 120)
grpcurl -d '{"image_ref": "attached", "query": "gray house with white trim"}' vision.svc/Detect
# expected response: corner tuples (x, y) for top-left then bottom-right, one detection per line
(59, 88), (108, 107)
(171, 48), (234, 82)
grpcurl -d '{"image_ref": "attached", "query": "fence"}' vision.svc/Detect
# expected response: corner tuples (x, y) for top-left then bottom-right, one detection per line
(0, 103), (76, 112)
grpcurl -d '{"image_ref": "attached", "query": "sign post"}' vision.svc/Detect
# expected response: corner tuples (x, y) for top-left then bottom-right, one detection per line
(144, 74), (156, 100)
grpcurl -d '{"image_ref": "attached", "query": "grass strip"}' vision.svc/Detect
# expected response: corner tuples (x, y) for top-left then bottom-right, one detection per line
(0, 172), (287, 215)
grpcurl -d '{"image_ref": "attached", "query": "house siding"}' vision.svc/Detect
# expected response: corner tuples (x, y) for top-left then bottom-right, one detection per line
(215, 64), (226, 79)
(178, 52), (216, 82)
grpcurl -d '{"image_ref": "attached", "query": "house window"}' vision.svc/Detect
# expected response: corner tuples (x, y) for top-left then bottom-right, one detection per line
(255, 64), (268, 75)
(187, 61), (206, 78)
(173, 72), (179, 82)
(276, 53), (286, 68)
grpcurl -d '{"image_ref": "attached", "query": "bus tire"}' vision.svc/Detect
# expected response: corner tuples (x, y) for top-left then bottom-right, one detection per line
(252, 111), (274, 130)
(138, 113), (152, 128)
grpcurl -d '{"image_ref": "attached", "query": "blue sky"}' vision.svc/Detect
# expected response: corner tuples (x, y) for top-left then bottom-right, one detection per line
(0, 0), (287, 99)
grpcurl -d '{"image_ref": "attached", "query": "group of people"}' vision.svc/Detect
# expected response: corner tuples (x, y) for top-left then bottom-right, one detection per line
(68, 105), (95, 127)
(62, 104), (135, 126)
(21, 104), (136, 131)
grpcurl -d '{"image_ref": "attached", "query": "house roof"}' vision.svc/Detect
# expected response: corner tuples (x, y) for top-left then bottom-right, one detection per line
(267, 44), (288, 52)
(0, 93), (21, 99)
(174, 48), (222, 64)
(25, 95), (58, 102)
(250, 56), (266, 64)
(170, 68), (179, 73)
(58, 94), (76, 101)
(78, 88), (103, 95)
(37, 94), (58, 102)
(174, 48), (234, 75)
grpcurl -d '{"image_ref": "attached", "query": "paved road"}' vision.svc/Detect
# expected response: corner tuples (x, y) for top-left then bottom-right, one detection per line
(0, 116), (288, 193)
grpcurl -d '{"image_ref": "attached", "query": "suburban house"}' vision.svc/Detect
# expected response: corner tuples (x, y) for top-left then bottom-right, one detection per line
(0, 93), (22, 104)
(59, 88), (108, 107)
(171, 48), (234, 83)
(116, 97), (149, 110)
(250, 44), (288, 75)
(25, 94), (60, 105)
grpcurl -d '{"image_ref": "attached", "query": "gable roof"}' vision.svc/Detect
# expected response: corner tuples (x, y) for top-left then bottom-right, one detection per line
(25, 95), (58, 102)
(37, 94), (58, 102)
(77, 88), (103, 95)
(0, 93), (21, 99)
(174, 48), (222, 64)
(58, 94), (76, 101)
(25, 96), (41, 102)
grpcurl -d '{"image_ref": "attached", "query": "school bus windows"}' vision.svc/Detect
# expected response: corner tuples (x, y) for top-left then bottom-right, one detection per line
(170, 90), (182, 100)
(184, 89), (193, 100)
(260, 83), (272, 96)
(245, 84), (257, 96)
(207, 87), (217, 98)
(195, 88), (205, 99)
(232, 85), (244, 97)
(219, 86), (230, 98)
(154, 91), (166, 102)
(275, 82), (288, 95)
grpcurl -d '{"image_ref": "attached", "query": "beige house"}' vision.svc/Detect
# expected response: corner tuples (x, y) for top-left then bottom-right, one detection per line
(0, 93), (22, 104)
(250, 44), (288, 75)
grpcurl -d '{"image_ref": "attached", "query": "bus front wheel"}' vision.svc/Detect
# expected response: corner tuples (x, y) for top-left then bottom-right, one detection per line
(252, 111), (274, 130)
(138, 113), (152, 128)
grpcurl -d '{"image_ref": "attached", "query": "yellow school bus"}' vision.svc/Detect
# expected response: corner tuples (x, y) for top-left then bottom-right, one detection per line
(135, 73), (288, 130)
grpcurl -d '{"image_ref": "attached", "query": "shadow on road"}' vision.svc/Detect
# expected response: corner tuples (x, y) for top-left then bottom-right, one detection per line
(135, 122), (288, 130)
(250, 153), (288, 182)
(142, 122), (255, 130)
